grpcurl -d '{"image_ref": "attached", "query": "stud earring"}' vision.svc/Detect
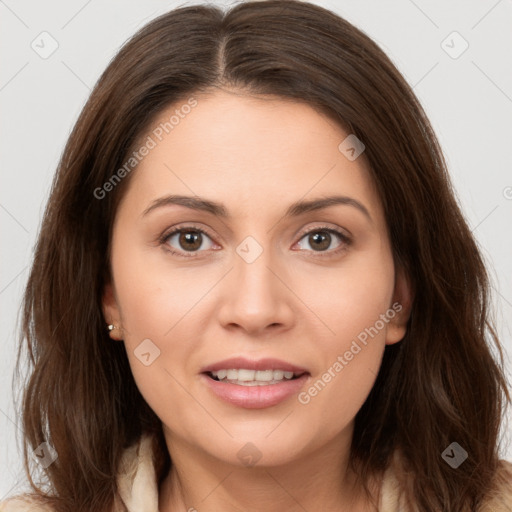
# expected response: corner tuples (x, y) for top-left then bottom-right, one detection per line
(107, 324), (118, 331)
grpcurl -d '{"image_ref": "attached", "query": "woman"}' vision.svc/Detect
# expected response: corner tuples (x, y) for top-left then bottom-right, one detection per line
(2, 1), (511, 511)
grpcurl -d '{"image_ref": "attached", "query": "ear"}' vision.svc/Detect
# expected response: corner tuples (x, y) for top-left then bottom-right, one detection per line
(385, 265), (414, 345)
(102, 281), (123, 341)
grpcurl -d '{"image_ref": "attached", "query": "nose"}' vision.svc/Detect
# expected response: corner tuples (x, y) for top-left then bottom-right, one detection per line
(216, 244), (296, 337)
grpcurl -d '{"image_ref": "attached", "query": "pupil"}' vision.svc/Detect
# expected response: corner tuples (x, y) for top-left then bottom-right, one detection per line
(180, 231), (201, 251)
(310, 231), (330, 251)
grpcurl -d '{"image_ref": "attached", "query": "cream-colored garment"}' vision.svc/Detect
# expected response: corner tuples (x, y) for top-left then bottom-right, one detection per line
(2, 434), (511, 511)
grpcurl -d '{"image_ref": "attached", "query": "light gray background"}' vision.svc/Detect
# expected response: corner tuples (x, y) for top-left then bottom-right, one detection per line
(1, 0), (511, 499)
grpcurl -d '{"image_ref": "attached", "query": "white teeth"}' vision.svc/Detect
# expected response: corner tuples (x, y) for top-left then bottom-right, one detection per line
(226, 369), (238, 380)
(237, 369), (255, 381)
(255, 370), (273, 381)
(209, 368), (300, 384)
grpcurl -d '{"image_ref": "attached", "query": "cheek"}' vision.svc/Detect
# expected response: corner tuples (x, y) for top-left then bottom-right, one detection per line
(113, 269), (202, 434)
(293, 248), (395, 424)
(111, 238), (212, 342)
(109, 245), (202, 401)
(296, 342), (384, 443)
(301, 241), (395, 349)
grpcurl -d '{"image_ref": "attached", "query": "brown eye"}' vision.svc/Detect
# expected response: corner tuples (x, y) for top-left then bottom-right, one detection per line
(177, 231), (203, 251)
(296, 227), (351, 255)
(307, 231), (332, 251)
(162, 227), (216, 256)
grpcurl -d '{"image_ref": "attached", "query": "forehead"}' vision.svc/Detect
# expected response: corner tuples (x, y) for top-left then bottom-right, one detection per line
(119, 90), (384, 225)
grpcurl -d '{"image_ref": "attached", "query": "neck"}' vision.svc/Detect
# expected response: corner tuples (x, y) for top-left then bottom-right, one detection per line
(158, 426), (380, 512)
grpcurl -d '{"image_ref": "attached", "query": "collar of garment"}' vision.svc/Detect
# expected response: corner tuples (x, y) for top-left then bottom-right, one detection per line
(114, 433), (512, 512)
(1, 435), (511, 511)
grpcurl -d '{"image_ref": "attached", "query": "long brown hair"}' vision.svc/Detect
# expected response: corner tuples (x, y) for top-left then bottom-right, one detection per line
(13, 1), (510, 511)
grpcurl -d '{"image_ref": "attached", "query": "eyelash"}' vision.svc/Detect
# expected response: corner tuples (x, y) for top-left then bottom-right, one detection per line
(159, 223), (352, 259)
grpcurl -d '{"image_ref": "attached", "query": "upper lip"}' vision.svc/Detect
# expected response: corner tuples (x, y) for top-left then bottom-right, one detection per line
(201, 357), (309, 375)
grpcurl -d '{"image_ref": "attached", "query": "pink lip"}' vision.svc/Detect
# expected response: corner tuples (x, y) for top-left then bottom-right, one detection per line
(201, 373), (310, 409)
(200, 357), (308, 374)
(200, 357), (310, 409)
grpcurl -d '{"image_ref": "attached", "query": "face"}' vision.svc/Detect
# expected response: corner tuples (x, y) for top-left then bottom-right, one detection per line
(103, 89), (410, 468)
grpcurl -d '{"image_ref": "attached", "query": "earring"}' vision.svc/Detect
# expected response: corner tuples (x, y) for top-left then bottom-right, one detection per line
(107, 323), (123, 341)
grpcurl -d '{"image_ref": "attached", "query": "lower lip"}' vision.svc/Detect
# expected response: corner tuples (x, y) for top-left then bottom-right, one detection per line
(202, 373), (310, 409)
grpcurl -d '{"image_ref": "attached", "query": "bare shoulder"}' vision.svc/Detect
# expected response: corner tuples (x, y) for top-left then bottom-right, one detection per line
(0, 494), (55, 512)
(481, 459), (512, 511)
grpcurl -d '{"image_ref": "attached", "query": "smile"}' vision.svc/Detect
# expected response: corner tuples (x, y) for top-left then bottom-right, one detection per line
(208, 368), (304, 386)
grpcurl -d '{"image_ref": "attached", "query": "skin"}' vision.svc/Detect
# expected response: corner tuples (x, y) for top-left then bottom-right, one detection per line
(103, 89), (412, 512)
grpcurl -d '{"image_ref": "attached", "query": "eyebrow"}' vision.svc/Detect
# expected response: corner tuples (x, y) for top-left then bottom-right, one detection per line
(141, 194), (372, 222)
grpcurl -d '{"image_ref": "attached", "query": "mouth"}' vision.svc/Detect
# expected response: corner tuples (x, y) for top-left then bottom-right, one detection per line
(200, 357), (310, 409)
(206, 368), (307, 386)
